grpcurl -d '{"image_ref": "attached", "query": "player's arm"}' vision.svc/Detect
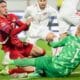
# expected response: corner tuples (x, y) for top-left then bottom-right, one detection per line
(62, 13), (80, 26)
(22, 7), (33, 23)
(9, 14), (30, 36)
(48, 36), (68, 48)
(10, 14), (30, 28)
(15, 14), (30, 28)
(10, 22), (29, 36)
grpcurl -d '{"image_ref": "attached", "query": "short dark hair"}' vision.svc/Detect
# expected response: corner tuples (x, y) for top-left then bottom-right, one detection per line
(0, 0), (6, 3)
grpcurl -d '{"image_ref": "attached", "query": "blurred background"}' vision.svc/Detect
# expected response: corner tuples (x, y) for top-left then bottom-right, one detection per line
(6, 0), (57, 12)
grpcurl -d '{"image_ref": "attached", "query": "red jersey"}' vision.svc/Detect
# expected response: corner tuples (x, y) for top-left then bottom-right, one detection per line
(0, 14), (28, 43)
(0, 14), (32, 59)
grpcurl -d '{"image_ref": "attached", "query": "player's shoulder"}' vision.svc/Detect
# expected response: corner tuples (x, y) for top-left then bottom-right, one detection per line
(26, 5), (34, 10)
(8, 13), (18, 20)
(47, 5), (54, 9)
(47, 5), (57, 12)
(8, 13), (17, 17)
(47, 5), (58, 16)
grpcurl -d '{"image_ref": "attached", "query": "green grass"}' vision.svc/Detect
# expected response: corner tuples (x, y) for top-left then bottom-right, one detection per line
(36, 39), (52, 55)
(0, 39), (80, 80)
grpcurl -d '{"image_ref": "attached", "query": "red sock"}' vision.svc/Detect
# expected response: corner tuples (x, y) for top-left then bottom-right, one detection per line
(9, 67), (34, 75)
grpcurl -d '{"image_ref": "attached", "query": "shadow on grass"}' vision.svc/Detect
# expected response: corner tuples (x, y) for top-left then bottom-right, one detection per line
(70, 72), (80, 77)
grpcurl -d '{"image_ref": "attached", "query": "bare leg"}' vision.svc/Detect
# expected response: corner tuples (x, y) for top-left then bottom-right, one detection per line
(30, 45), (45, 57)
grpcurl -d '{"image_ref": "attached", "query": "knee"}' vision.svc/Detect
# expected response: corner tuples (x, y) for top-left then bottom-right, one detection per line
(41, 49), (46, 56)
(30, 48), (46, 57)
(36, 49), (46, 57)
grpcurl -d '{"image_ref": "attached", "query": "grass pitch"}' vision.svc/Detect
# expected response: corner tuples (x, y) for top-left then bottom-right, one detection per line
(0, 40), (80, 80)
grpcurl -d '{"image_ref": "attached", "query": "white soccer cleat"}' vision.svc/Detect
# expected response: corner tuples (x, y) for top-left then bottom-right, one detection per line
(0, 66), (9, 74)
(2, 52), (11, 65)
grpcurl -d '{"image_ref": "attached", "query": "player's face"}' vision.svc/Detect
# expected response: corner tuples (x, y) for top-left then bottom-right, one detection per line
(0, 2), (8, 16)
(38, 0), (47, 10)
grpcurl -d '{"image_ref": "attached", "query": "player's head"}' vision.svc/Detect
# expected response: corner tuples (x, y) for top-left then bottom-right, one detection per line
(0, 0), (7, 16)
(60, 32), (68, 39)
(37, 0), (47, 10)
(75, 25), (80, 37)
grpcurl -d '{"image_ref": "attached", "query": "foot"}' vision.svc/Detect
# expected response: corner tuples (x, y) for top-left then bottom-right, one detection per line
(0, 66), (9, 75)
(2, 58), (11, 66)
(2, 52), (11, 65)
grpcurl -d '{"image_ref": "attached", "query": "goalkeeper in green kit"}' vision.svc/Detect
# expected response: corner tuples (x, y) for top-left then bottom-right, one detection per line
(4, 25), (80, 77)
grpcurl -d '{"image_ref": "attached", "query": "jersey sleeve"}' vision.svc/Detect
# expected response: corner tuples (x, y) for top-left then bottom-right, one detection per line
(22, 7), (31, 22)
(48, 36), (68, 48)
(10, 23), (28, 36)
(8, 14), (29, 36)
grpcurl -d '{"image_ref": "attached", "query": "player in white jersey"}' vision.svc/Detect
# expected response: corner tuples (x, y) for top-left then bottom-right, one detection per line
(54, 0), (80, 56)
(22, 0), (58, 44)
(59, 0), (80, 35)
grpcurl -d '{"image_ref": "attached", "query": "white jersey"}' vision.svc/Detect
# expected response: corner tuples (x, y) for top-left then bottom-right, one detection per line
(59, 0), (80, 34)
(23, 3), (58, 44)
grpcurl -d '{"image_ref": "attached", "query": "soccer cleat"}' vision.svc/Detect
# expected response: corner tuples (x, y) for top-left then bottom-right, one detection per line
(2, 52), (11, 65)
(0, 66), (9, 75)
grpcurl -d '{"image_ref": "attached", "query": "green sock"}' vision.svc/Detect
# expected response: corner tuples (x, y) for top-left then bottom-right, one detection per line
(14, 58), (35, 67)
(9, 60), (14, 65)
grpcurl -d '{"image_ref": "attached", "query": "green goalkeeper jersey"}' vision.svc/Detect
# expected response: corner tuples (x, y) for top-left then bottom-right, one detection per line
(13, 35), (80, 77)
(48, 35), (80, 76)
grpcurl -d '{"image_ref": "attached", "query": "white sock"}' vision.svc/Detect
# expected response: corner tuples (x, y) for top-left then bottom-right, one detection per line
(2, 52), (10, 64)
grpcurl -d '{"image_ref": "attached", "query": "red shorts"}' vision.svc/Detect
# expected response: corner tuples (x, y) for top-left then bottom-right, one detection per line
(2, 44), (10, 52)
(2, 43), (33, 59)
(21, 43), (33, 57)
